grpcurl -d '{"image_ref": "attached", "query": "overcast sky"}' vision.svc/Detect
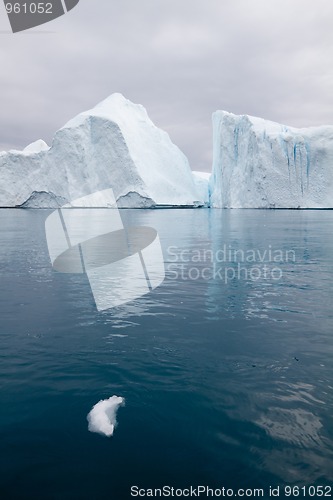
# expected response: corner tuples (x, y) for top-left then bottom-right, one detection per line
(1, 0), (333, 171)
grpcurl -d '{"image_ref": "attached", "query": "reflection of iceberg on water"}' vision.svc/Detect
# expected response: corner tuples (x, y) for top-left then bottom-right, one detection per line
(45, 188), (165, 310)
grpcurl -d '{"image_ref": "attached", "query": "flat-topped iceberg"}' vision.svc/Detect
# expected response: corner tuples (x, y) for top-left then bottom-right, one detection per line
(192, 171), (210, 207)
(210, 111), (333, 208)
(0, 94), (203, 208)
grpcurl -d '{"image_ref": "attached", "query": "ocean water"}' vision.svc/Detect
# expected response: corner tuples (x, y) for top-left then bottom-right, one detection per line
(0, 209), (332, 499)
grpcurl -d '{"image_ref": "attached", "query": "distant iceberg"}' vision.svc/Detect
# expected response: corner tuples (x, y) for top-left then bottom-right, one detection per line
(192, 171), (210, 207)
(0, 94), (204, 208)
(87, 396), (125, 437)
(210, 111), (333, 208)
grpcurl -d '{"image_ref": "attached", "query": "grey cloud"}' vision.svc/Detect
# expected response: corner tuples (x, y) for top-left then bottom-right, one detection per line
(1, 0), (333, 172)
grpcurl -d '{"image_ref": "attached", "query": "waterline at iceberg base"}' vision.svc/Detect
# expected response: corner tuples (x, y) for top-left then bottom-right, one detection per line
(1, 94), (332, 209)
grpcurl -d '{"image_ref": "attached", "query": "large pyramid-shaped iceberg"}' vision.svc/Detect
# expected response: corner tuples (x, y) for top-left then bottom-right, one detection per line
(0, 94), (203, 208)
(210, 111), (333, 208)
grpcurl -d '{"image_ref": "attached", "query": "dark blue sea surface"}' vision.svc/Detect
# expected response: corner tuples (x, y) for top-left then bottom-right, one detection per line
(0, 209), (332, 499)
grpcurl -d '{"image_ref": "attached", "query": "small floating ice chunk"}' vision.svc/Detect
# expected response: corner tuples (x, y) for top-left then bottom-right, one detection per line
(87, 396), (125, 437)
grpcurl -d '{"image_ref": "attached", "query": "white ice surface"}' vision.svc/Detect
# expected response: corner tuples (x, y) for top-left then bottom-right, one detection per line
(210, 111), (333, 208)
(87, 396), (125, 437)
(192, 171), (210, 206)
(0, 94), (203, 208)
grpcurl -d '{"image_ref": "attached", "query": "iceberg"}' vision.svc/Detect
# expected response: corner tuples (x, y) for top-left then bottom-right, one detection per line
(210, 111), (333, 208)
(23, 139), (50, 154)
(0, 94), (203, 208)
(87, 396), (125, 437)
(192, 171), (210, 207)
